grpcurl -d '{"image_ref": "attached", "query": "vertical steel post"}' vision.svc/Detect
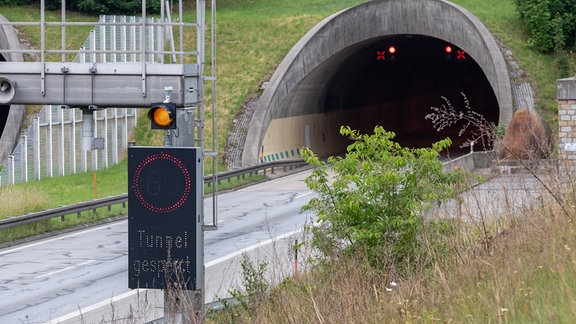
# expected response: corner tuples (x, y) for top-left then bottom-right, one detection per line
(40, 0), (46, 96)
(22, 135), (28, 183)
(165, 0), (177, 63)
(100, 18), (106, 63)
(59, 108), (65, 176)
(47, 107), (53, 177)
(71, 109), (77, 174)
(103, 109), (109, 169)
(196, 0), (206, 320)
(121, 16), (127, 63)
(209, 0), (219, 230)
(113, 108), (118, 164)
(111, 16), (117, 63)
(34, 116), (41, 180)
(91, 110), (98, 170)
(160, 0), (165, 64)
(141, 0), (147, 96)
(8, 155), (14, 185)
(61, 0), (66, 63)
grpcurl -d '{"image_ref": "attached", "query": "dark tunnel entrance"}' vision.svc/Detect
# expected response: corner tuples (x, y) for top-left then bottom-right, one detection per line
(324, 35), (499, 156)
(0, 52), (8, 139)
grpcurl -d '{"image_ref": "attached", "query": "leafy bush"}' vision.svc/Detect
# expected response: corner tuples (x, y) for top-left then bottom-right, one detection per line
(302, 126), (462, 270)
(514, 0), (576, 53)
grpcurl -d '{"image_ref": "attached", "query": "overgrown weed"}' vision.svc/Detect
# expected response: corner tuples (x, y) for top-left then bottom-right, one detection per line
(204, 163), (576, 323)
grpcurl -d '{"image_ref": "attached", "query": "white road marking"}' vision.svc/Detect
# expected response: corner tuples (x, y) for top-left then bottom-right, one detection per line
(47, 229), (303, 324)
(47, 289), (145, 324)
(35, 260), (97, 279)
(0, 221), (125, 256)
(294, 191), (313, 200)
(205, 228), (302, 267)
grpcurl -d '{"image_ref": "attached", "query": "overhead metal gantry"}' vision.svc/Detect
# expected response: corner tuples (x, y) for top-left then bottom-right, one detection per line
(0, 62), (198, 107)
(0, 0), (203, 108)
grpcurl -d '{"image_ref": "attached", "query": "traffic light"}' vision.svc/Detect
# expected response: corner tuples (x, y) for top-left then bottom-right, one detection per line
(148, 102), (176, 129)
(376, 46), (397, 62)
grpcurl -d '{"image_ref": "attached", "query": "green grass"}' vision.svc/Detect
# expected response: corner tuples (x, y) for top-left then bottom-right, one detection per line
(0, 161), (129, 244)
(0, 4), (96, 62)
(0, 161), (128, 219)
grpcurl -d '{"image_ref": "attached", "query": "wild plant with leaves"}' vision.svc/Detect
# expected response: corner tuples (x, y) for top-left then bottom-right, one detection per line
(302, 126), (463, 270)
(425, 92), (497, 150)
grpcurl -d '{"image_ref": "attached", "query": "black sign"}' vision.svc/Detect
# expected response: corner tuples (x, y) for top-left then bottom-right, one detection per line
(128, 147), (200, 290)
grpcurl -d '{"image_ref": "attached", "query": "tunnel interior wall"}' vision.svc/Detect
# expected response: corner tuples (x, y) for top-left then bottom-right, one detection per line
(0, 14), (25, 166)
(243, 0), (513, 165)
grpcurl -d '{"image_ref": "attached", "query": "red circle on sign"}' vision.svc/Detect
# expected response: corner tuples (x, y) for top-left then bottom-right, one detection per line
(132, 153), (192, 213)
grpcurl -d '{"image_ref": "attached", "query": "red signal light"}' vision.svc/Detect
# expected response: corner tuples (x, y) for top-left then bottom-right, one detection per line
(445, 45), (452, 53)
(388, 46), (396, 54)
(457, 50), (466, 60)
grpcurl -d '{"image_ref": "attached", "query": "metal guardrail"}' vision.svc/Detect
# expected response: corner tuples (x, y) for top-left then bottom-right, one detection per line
(0, 159), (307, 230)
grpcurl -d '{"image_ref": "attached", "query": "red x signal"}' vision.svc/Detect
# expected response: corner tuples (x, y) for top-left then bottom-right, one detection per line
(376, 51), (386, 60)
(457, 50), (466, 60)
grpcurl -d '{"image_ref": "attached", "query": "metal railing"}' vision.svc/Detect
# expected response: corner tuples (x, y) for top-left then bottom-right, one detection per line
(0, 159), (308, 230)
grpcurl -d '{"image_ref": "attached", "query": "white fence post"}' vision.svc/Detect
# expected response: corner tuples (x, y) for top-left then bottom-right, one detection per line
(8, 155), (14, 185)
(22, 135), (28, 182)
(34, 116), (41, 181)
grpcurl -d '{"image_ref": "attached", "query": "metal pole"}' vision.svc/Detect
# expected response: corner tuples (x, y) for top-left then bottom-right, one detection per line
(8, 155), (14, 185)
(92, 110), (98, 170)
(71, 109), (77, 174)
(59, 108), (65, 176)
(113, 108), (118, 164)
(210, 0), (219, 230)
(166, 0), (177, 63)
(195, 0), (206, 320)
(61, 0), (66, 63)
(22, 135), (28, 183)
(40, 0), (46, 95)
(160, 0), (165, 64)
(34, 116), (41, 180)
(141, 0), (147, 96)
(47, 107), (53, 177)
(103, 109), (108, 169)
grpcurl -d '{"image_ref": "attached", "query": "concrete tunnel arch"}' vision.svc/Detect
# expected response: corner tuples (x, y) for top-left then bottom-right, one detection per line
(241, 0), (513, 166)
(0, 14), (25, 166)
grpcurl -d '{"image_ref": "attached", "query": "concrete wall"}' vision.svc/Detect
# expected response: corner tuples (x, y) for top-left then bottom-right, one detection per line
(557, 78), (576, 168)
(0, 14), (25, 166)
(242, 0), (513, 165)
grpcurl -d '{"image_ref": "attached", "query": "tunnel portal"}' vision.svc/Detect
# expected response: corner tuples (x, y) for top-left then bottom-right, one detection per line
(241, 0), (512, 166)
(323, 35), (499, 155)
(0, 53), (9, 139)
(0, 13), (25, 165)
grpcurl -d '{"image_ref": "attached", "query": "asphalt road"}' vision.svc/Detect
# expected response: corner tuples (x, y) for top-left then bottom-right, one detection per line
(0, 169), (315, 323)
